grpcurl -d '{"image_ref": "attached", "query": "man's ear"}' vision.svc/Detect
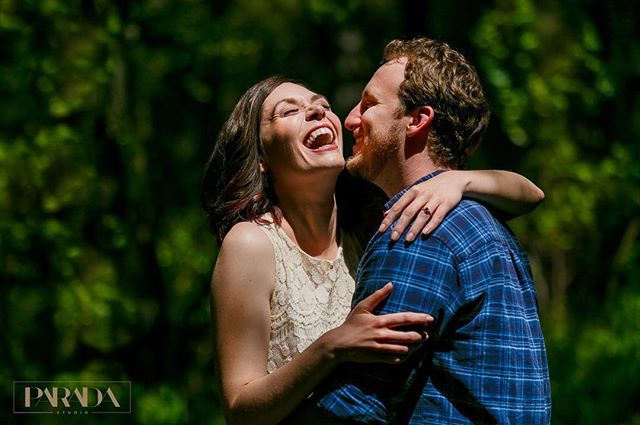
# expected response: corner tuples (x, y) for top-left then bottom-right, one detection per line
(406, 106), (434, 138)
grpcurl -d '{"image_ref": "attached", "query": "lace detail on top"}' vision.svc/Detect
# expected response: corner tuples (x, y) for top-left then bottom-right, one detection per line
(258, 221), (355, 373)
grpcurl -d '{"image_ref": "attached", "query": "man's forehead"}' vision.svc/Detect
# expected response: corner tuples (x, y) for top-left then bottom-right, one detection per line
(385, 57), (408, 67)
(364, 58), (406, 96)
(377, 58), (407, 79)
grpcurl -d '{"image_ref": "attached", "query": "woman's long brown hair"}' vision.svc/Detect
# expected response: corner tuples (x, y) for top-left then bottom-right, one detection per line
(201, 77), (386, 255)
(201, 77), (299, 240)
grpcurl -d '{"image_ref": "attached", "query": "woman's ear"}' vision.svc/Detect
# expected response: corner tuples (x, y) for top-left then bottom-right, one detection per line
(406, 106), (435, 138)
(259, 160), (268, 174)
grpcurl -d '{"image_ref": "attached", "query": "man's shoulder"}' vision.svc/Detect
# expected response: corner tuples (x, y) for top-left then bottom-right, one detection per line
(442, 198), (500, 228)
(430, 199), (510, 256)
(365, 200), (509, 261)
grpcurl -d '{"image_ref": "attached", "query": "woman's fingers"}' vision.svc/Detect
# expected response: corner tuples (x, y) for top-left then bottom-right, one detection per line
(378, 311), (433, 328)
(381, 172), (468, 242)
(376, 329), (427, 344)
(404, 202), (435, 242)
(388, 200), (428, 241)
(422, 204), (448, 237)
(384, 356), (415, 364)
(378, 190), (417, 234)
(399, 198), (457, 242)
(354, 282), (393, 312)
(377, 351), (411, 364)
(368, 344), (423, 364)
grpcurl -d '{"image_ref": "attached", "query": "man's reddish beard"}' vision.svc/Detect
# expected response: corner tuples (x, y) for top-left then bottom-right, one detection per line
(345, 123), (401, 182)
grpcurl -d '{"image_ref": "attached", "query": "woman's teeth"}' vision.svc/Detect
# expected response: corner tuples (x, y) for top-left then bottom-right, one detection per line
(304, 127), (334, 149)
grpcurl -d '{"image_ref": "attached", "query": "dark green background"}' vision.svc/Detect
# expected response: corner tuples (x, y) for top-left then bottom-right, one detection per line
(2, 0), (639, 424)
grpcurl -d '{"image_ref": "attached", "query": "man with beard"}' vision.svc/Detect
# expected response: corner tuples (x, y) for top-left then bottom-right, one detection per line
(288, 38), (552, 424)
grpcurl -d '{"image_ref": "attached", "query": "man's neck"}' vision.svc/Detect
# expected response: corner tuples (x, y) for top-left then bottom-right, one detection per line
(374, 153), (444, 198)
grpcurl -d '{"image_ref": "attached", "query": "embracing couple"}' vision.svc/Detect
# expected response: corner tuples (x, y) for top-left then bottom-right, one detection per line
(202, 38), (551, 424)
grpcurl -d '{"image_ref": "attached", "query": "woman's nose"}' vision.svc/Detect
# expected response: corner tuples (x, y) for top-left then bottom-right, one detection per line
(306, 104), (326, 120)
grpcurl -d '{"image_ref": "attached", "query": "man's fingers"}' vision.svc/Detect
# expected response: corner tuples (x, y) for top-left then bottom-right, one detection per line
(355, 282), (393, 311)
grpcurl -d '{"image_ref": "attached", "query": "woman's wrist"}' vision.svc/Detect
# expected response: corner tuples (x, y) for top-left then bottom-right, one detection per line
(314, 328), (342, 366)
(453, 170), (474, 194)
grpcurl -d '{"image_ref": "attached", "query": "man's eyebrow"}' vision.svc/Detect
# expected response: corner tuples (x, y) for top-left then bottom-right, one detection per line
(361, 89), (375, 100)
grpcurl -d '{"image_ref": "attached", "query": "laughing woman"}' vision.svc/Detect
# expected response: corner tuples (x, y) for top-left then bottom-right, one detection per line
(201, 77), (543, 425)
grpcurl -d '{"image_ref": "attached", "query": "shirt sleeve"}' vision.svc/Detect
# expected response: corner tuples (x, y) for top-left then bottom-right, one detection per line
(310, 234), (461, 424)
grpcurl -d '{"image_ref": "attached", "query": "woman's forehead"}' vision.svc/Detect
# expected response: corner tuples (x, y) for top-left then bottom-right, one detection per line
(264, 83), (319, 106)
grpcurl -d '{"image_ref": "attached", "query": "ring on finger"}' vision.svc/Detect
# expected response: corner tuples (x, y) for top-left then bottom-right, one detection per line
(422, 206), (432, 217)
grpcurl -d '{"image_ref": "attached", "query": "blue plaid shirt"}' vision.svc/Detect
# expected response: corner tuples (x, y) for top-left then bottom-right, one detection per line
(304, 171), (552, 424)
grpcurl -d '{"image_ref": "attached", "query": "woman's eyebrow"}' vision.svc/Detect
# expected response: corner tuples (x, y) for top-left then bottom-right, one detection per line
(271, 98), (300, 115)
(310, 94), (329, 103)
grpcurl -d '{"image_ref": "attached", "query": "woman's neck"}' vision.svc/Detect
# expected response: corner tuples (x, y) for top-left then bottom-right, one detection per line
(274, 181), (339, 259)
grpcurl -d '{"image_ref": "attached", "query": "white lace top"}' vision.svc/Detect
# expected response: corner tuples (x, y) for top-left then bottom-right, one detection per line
(258, 221), (356, 373)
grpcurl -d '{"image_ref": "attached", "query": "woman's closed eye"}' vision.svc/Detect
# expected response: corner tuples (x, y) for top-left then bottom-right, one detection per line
(282, 108), (300, 116)
(320, 102), (332, 111)
(277, 100), (331, 118)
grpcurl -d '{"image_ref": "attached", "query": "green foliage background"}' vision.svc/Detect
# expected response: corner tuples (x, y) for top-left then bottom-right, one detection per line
(1, 0), (638, 423)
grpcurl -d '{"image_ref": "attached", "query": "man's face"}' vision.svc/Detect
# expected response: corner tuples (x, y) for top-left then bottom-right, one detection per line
(345, 58), (409, 183)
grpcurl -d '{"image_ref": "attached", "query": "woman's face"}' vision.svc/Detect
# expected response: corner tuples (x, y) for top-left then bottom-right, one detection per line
(259, 83), (344, 182)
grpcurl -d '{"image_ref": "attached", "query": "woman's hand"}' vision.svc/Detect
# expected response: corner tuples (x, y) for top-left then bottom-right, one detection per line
(323, 283), (433, 365)
(380, 170), (467, 242)
(379, 170), (545, 242)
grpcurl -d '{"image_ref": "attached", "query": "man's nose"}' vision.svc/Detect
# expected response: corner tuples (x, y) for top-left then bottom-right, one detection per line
(345, 103), (361, 132)
(306, 104), (326, 120)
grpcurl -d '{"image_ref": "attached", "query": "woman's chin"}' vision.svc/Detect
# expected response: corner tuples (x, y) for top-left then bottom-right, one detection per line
(314, 160), (346, 174)
(302, 152), (345, 172)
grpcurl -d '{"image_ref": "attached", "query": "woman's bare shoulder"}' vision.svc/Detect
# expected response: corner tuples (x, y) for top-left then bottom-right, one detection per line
(221, 221), (272, 255)
(213, 222), (275, 294)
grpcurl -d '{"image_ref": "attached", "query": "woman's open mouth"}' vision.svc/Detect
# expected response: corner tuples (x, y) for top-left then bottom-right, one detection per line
(303, 126), (337, 152)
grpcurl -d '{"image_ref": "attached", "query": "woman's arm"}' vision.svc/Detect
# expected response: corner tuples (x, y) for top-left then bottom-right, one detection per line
(212, 222), (431, 425)
(458, 170), (545, 216)
(380, 170), (544, 242)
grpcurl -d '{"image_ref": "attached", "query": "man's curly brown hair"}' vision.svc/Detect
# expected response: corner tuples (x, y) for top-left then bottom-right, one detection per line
(383, 38), (491, 169)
